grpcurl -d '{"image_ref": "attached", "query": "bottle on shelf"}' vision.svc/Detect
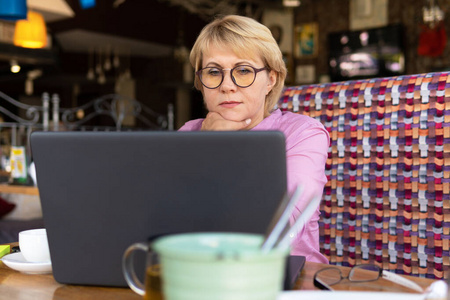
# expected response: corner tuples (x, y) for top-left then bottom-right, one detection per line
(9, 146), (31, 186)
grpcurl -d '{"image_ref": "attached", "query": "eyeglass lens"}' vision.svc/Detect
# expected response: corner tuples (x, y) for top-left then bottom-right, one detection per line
(198, 66), (258, 88)
(348, 265), (380, 282)
(315, 268), (342, 286)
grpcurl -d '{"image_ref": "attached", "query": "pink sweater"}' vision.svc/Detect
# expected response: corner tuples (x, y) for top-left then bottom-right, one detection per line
(179, 109), (330, 263)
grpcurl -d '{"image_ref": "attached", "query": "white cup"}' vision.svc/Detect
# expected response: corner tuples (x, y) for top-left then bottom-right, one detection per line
(19, 228), (51, 263)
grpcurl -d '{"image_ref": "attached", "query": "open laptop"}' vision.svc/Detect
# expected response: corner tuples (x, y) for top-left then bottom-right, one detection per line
(31, 131), (302, 288)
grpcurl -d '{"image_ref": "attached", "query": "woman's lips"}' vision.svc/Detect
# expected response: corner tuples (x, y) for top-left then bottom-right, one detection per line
(219, 101), (241, 108)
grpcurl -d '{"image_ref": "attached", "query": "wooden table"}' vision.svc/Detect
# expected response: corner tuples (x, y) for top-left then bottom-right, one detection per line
(0, 183), (39, 196)
(0, 244), (437, 300)
(0, 243), (140, 300)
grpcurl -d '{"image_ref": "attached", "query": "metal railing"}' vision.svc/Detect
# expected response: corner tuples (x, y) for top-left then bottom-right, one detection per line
(0, 91), (173, 161)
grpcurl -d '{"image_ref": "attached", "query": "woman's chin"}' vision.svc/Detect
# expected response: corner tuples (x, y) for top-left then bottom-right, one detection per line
(217, 111), (246, 122)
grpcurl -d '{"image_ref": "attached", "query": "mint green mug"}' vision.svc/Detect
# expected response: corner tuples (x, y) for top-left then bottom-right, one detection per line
(123, 232), (289, 300)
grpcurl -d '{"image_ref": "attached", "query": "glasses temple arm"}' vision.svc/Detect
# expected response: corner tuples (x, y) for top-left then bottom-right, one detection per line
(381, 270), (424, 293)
(313, 277), (335, 291)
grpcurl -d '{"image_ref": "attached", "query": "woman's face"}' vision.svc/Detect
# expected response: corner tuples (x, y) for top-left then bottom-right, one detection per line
(200, 45), (276, 129)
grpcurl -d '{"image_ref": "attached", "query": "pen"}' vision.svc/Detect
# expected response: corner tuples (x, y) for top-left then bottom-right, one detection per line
(275, 195), (322, 251)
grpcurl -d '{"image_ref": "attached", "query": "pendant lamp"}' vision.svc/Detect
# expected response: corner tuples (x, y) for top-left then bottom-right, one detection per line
(0, 0), (27, 21)
(14, 11), (47, 49)
(80, 0), (96, 9)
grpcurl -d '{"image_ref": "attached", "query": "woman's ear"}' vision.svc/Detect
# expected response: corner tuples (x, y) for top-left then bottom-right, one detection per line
(266, 70), (277, 95)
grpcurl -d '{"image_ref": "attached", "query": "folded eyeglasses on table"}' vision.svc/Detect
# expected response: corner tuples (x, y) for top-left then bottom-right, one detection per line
(313, 264), (424, 292)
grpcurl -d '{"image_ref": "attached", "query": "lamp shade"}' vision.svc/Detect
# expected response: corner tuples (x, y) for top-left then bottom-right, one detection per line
(14, 11), (47, 49)
(80, 0), (96, 9)
(0, 0), (27, 21)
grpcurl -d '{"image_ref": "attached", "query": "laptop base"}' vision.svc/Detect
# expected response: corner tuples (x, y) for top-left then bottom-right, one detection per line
(283, 255), (306, 290)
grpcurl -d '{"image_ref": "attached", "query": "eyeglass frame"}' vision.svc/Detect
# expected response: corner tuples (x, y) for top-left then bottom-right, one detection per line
(313, 264), (424, 292)
(195, 65), (267, 89)
(313, 265), (380, 291)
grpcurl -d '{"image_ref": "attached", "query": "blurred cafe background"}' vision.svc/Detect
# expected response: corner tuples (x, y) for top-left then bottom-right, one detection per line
(0, 0), (448, 129)
(0, 0), (448, 240)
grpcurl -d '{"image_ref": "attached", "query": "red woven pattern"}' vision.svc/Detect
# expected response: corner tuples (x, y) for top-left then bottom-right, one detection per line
(279, 72), (450, 279)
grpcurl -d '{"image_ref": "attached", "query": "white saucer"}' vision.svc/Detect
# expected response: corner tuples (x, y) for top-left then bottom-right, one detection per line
(1, 252), (52, 274)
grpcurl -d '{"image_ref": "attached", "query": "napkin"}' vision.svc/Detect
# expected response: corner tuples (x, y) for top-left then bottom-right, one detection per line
(0, 245), (10, 258)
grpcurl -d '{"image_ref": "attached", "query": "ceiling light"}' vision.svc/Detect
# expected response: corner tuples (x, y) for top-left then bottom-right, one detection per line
(13, 11), (47, 49)
(283, 0), (301, 7)
(0, 0), (27, 21)
(10, 60), (20, 73)
(80, 0), (96, 9)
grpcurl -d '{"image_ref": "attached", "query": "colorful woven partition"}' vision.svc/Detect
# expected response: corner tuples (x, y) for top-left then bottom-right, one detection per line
(279, 72), (450, 279)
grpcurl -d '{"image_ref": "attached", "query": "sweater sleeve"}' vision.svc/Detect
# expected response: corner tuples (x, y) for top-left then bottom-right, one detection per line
(284, 119), (330, 263)
(178, 119), (204, 131)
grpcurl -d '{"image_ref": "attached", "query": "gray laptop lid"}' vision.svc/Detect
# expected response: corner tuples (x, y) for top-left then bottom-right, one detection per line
(31, 131), (287, 287)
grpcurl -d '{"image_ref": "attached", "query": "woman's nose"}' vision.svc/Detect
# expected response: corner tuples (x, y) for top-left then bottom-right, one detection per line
(220, 70), (237, 92)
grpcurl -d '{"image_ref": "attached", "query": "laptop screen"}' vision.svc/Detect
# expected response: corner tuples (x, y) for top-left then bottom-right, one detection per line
(31, 131), (287, 286)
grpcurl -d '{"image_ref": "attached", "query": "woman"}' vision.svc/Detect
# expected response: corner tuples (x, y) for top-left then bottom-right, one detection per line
(179, 15), (329, 263)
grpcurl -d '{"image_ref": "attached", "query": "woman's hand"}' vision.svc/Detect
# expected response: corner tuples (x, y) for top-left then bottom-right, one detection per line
(201, 112), (251, 131)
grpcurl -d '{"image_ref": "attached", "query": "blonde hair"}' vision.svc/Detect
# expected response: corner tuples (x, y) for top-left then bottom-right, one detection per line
(190, 15), (287, 116)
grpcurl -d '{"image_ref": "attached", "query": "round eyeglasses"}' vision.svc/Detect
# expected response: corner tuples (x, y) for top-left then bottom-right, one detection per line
(313, 264), (424, 292)
(314, 265), (381, 290)
(195, 65), (266, 89)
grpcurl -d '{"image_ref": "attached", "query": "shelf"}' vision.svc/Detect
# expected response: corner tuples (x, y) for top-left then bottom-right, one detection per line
(0, 183), (39, 196)
(0, 170), (10, 177)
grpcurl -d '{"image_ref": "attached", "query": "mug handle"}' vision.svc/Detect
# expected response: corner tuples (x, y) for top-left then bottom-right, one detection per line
(122, 242), (148, 295)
